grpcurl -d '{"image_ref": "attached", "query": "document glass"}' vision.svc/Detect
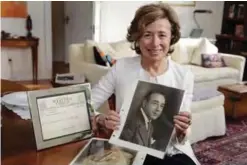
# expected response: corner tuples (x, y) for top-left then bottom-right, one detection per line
(28, 83), (93, 150)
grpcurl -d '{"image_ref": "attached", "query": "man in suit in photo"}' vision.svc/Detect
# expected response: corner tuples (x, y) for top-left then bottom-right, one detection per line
(120, 91), (166, 149)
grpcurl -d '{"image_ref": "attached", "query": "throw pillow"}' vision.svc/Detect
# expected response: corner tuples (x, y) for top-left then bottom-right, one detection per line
(170, 40), (190, 64)
(93, 46), (107, 66)
(190, 38), (218, 66)
(201, 53), (226, 68)
(83, 40), (116, 63)
(94, 46), (116, 66)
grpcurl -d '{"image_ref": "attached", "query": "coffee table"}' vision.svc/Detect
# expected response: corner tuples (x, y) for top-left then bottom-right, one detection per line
(218, 82), (247, 118)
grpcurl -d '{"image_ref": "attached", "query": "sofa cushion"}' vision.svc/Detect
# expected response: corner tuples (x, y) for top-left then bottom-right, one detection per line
(184, 64), (239, 82)
(94, 46), (116, 66)
(170, 40), (190, 64)
(170, 38), (207, 64)
(192, 86), (222, 102)
(84, 40), (116, 64)
(84, 40), (136, 64)
(191, 94), (224, 113)
(109, 40), (137, 59)
(93, 46), (108, 66)
(191, 38), (218, 66)
(201, 53), (226, 68)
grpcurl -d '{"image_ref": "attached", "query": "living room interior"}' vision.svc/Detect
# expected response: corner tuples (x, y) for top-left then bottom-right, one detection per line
(1, 1), (247, 165)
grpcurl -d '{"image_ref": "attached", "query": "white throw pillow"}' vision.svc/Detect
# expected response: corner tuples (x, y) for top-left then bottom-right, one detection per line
(170, 40), (190, 64)
(110, 40), (136, 58)
(190, 38), (218, 66)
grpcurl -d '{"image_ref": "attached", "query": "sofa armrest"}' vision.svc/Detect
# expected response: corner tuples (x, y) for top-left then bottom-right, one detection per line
(69, 61), (111, 114)
(70, 61), (110, 86)
(220, 53), (246, 81)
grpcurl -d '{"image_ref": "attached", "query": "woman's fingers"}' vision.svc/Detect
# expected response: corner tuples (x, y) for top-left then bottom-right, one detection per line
(174, 118), (189, 130)
(107, 110), (120, 122)
(105, 110), (121, 130)
(174, 112), (191, 124)
(105, 120), (120, 130)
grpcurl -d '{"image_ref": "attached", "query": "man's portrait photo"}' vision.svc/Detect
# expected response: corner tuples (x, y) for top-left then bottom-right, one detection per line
(119, 81), (184, 152)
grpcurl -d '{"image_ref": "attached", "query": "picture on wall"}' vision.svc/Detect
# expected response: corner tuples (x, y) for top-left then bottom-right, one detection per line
(1, 1), (27, 18)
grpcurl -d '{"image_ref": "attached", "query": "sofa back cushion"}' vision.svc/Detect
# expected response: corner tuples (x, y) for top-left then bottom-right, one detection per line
(190, 38), (218, 66)
(170, 40), (190, 64)
(83, 40), (136, 64)
(170, 38), (205, 64)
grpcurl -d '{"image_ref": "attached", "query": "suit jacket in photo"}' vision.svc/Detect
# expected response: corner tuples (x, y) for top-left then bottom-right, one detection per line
(120, 110), (155, 148)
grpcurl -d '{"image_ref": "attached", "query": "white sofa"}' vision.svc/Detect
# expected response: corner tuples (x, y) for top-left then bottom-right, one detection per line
(69, 38), (246, 143)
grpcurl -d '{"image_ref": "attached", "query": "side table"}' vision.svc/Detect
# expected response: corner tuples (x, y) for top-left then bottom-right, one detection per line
(218, 83), (247, 118)
(1, 38), (39, 84)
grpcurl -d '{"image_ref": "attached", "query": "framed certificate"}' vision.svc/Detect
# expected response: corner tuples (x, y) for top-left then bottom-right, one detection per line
(27, 83), (93, 150)
(69, 138), (146, 165)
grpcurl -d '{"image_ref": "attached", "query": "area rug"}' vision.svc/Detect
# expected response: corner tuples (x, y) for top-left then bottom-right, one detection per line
(192, 117), (247, 165)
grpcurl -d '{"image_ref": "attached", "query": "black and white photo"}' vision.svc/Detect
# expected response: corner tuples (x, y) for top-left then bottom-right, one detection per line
(109, 80), (184, 158)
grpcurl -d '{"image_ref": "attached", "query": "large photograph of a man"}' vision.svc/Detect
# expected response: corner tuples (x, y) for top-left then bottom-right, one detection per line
(120, 90), (167, 149)
(110, 80), (184, 158)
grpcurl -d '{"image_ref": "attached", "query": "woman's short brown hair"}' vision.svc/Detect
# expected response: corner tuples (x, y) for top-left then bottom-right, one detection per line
(127, 3), (181, 55)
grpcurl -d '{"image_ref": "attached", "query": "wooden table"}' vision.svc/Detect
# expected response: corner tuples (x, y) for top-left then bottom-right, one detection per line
(1, 38), (39, 84)
(218, 83), (247, 118)
(1, 106), (89, 165)
(1, 80), (111, 165)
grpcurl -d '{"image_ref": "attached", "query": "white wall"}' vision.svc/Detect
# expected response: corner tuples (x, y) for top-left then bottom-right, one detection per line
(99, 1), (224, 42)
(1, 1), (52, 81)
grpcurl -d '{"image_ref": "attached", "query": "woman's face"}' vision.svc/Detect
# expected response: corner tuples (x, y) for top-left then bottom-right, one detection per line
(138, 18), (172, 62)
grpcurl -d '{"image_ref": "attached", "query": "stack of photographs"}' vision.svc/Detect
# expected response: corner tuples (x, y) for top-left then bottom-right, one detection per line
(69, 138), (145, 165)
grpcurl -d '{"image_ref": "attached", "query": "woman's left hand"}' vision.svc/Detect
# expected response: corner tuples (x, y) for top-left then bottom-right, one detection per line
(173, 111), (192, 136)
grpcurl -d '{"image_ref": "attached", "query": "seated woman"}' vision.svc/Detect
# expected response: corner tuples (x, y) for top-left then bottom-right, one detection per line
(91, 2), (200, 165)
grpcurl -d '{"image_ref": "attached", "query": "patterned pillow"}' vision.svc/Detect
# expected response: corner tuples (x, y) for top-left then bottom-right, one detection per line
(93, 46), (107, 66)
(201, 53), (226, 68)
(93, 46), (116, 66)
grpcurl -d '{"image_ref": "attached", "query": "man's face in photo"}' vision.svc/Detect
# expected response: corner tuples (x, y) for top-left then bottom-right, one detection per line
(143, 93), (166, 120)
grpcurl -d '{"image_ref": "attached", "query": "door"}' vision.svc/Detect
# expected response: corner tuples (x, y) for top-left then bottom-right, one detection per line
(64, 1), (97, 63)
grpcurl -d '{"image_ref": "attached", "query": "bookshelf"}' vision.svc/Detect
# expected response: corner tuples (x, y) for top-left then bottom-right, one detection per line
(216, 2), (247, 54)
(215, 2), (247, 80)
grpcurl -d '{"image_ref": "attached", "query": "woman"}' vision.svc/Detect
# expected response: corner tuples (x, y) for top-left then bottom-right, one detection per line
(91, 3), (200, 165)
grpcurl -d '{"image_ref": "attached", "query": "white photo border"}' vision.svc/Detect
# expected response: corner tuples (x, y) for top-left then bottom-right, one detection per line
(109, 80), (185, 159)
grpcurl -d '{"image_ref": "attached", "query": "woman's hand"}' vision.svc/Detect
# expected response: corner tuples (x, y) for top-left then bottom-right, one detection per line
(173, 111), (192, 136)
(104, 110), (120, 130)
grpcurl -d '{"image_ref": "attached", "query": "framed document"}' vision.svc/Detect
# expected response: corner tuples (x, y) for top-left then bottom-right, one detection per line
(69, 138), (146, 165)
(27, 83), (93, 150)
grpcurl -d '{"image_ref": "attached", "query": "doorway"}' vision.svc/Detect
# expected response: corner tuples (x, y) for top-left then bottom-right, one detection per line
(51, 1), (100, 77)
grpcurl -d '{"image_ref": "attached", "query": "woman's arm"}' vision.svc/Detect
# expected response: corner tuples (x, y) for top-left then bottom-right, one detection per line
(175, 70), (194, 143)
(91, 63), (117, 113)
(91, 62), (118, 131)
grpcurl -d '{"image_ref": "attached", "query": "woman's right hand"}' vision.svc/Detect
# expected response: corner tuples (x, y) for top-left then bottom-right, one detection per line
(104, 110), (120, 130)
